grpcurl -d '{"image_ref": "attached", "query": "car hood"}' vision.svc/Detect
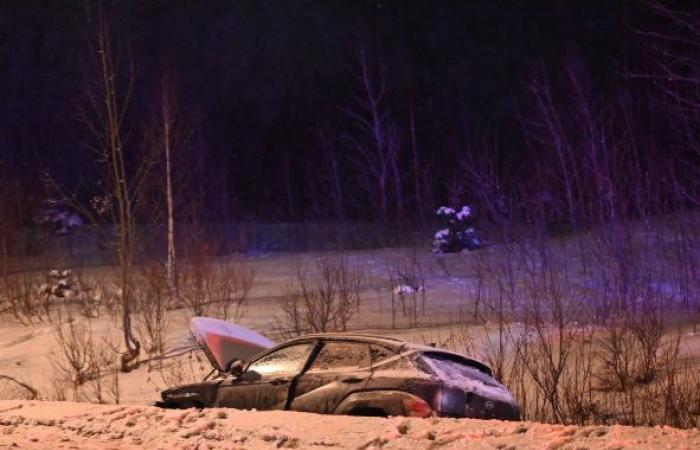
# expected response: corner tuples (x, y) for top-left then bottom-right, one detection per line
(190, 317), (275, 372)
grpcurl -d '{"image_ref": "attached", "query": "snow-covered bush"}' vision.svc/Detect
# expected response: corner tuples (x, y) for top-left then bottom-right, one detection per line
(433, 205), (482, 253)
(36, 269), (108, 319)
(39, 269), (79, 299)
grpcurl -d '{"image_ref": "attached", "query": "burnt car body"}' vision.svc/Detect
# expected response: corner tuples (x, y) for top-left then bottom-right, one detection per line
(158, 332), (521, 420)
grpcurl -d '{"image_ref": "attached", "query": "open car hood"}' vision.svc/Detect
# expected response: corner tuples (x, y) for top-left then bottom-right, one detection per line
(190, 317), (275, 372)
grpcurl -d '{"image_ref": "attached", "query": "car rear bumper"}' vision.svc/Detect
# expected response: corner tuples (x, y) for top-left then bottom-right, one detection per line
(438, 388), (520, 421)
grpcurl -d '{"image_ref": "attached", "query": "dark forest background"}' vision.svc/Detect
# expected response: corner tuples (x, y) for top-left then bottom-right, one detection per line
(0, 1), (698, 231)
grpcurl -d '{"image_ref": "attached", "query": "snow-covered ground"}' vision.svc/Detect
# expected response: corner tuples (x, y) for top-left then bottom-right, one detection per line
(1, 400), (699, 449)
(0, 247), (502, 405)
(1, 243), (700, 446)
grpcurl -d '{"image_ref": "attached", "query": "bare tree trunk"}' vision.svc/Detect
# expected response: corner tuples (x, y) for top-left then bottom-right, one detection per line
(389, 127), (404, 220)
(329, 147), (345, 223)
(409, 104), (425, 225)
(318, 129), (345, 222)
(84, 10), (141, 372)
(165, 121), (175, 283)
(161, 75), (176, 287)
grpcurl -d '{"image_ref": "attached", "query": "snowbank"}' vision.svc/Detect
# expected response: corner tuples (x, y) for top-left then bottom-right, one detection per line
(1, 400), (698, 449)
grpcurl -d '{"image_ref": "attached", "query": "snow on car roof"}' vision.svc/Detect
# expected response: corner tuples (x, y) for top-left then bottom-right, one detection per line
(284, 333), (408, 348)
(281, 332), (493, 375)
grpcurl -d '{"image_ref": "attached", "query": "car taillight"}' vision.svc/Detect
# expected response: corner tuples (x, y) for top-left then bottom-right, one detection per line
(403, 397), (433, 418)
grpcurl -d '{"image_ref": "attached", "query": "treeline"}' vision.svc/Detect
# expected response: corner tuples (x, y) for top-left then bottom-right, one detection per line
(0, 1), (697, 228)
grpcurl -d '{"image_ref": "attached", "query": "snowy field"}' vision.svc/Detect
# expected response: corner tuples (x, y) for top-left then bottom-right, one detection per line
(0, 247), (494, 405)
(1, 240), (700, 447)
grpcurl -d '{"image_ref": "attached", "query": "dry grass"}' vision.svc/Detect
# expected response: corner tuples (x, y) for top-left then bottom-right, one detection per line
(177, 255), (255, 321)
(50, 317), (120, 404)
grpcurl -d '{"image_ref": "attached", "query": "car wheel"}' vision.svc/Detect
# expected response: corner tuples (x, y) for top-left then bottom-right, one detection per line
(349, 407), (387, 417)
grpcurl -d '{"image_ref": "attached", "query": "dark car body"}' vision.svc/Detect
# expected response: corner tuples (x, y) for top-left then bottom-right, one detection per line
(158, 333), (521, 420)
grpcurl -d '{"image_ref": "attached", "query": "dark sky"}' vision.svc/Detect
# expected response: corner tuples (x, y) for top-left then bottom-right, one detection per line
(0, 1), (633, 222)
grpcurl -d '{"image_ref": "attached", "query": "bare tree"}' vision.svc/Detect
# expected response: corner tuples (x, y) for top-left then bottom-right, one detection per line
(51, 317), (119, 403)
(133, 263), (171, 357)
(276, 257), (363, 338)
(458, 138), (515, 240)
(344, 48), (402, 221)
(523, 56), (633, 229)
(0, 173), (35, 275)
(144, 66), (188, 288)
(525, 62), (583, 229)
(306, 127), (346, 222)
(161, 72), (177, 286)
(408, 103), (426, 225)
(80, 8), (143, 371)
(638, 2), (700, 209)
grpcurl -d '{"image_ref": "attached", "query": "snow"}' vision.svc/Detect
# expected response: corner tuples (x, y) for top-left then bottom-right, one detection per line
(421, 356), (517, 406)
(456, 206), (471, 221)
(0, 400), (697, 449)
(66, 213), (83, 228)
(436, 205), (471, 220)
(393, 284), (424, 295)
(434, 228), (450, 240)
(436, 206), (455, 216)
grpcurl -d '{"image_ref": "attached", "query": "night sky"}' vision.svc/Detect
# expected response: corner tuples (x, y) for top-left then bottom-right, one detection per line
(1, 1), (681, 224)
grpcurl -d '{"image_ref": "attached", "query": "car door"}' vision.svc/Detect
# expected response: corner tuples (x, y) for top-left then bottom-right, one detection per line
(289, 341), (372, 414)
(215, 342), (316, 410)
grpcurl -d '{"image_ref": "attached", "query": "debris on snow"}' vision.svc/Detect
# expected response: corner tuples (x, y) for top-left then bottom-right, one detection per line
(393, 284), (425, 295)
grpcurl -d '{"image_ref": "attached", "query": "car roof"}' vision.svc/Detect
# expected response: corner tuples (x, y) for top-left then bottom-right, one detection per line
(283, 333), (408, 349)
(280, 332), (493, 375)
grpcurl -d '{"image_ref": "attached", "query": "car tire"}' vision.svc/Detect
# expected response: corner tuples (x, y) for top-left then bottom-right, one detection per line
(348, 407), (387, 417)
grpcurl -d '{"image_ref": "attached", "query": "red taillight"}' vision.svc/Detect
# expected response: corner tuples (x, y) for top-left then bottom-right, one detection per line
(403, 397), (433, 418)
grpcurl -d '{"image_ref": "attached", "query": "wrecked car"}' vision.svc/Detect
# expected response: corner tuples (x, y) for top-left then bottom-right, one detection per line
(157, 317), (521, 420)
